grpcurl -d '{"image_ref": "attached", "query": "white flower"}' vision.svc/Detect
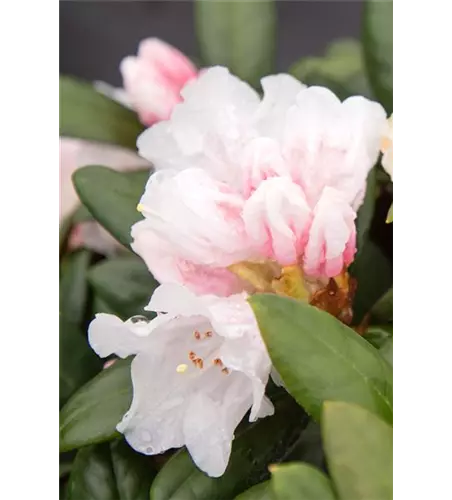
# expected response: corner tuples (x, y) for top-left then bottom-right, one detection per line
(381, 113), (400, 184)
(132, 67), (387, 294)
(88, 284), (273, 477)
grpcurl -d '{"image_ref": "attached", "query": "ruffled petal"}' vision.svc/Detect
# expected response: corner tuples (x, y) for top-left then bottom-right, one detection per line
(303, 187), (357, 278)
(88, 313), (153, 359)
(242, 177), (312, 265)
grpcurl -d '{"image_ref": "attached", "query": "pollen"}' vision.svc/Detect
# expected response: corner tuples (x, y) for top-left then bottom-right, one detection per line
(194, 358), (204, 369)
(176, 364), (188, 373)
(136, 203), (144, 213)
(213, 358), (223, 367)
(188, 351), (196, 361)
(204, 331), (213, 338)
(194, 330), (201, 340)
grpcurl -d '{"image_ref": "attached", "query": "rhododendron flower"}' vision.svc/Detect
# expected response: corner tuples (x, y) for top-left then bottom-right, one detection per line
(88, 283), (272, 477)
(381, 113), (400, 184)
(132, 67), (387, 299)
(60, 137), (149, 254)
(119, 38), (198, 126)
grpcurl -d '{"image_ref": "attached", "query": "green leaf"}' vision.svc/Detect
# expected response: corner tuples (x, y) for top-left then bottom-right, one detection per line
(60, 215), (73, 255)
(322, 401), (393, 500)
(362, 0), (393, 113)
(93, 294), (118, 316)
(72, 166), (150, 248)
(195, 0), (276, 88)
(88, 254), (159, 320)
(350, 240), (392, 324)
(60, 317), (101, 407)
(379, 337), (393, 366)
(151, 394), (309, 500)
(355, 167), (377, 254)
(371, 288), (393, 323)
(60, 249), (92, 325)
(290, 38), (372, 100)
(60, 358), (133, 452)
(60, 76), (144, 150)
(249, 295), (393, 424)
(68, 441), (156, 500)
(363, 325), (393, 350)
(282, 421), (325, 472)
(271, 463), (336, 500)
(235, 481), (273, 500)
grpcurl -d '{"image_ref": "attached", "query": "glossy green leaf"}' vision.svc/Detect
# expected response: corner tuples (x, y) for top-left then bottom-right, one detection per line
(68, 441), (156, 500)
(88, 254), (159, 320)
(271, 463), (336, 500)
(195, 0), (276, 88)
(355, 167), (377, 254)
(371, 288), (393, 323)
(151, 394), (308, 500)
(60, 249), (92, 325)
(60, 76), (144, 150)
(60, 317), (101, 407)
(249, 295), (393, 424)
(350, 240), (392, 324)
(362, 0), (393, 112)
(363, 325), (393, 350)
(235, 481), (273, 500)
(73, 166), (150, 248)
(290, 38), (372, 100)
(322, 401), (393, 500)
(60, 358), (133, 452)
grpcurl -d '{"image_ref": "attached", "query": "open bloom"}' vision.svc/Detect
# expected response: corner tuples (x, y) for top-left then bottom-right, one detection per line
(119, 38), (198, 126)
(88, 283), (272, 477)
(60, 137), (150, 254)
(381, 113), (400, 184)
(132, 67), (387, 299)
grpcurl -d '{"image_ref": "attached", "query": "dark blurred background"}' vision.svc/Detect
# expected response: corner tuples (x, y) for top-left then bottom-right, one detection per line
(60, 0), (363, 84)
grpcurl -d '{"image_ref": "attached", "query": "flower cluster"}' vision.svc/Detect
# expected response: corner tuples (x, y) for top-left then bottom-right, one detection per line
(89, 63), (387, 476)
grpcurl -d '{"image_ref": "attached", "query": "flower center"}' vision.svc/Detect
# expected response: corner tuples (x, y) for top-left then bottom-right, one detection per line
(228, 259), (355, 325)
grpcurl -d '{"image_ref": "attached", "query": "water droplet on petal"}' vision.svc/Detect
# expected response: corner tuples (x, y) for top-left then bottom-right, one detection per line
(126, 315), (151, 336)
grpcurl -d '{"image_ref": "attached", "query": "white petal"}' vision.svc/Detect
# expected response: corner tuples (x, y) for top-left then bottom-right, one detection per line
(88, 313), (152, 359)
(242, 177), (312, 265)
(133, 168), (249, 266)
(254, 74), (306, 139)
(183, 373), (253, 477)
(118, 316), (220, 455)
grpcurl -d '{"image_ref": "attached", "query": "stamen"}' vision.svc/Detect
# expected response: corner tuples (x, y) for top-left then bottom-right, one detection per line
(204, 331), (213, 338)
(221, 367), (230, 375)
(213, 358), (223, 367)
(194, 358), (204, 369)
(136, 203), (145, 213)
(194, 330), (201, 340)
(188, 351), (196, 361)
(176, 364), (188, 373)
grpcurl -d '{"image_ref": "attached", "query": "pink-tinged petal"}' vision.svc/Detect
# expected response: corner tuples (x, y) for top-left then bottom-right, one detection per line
(240, 137), (288, 196)
(131, 221), (243, 297)
(120, 38), (197, 126)
(242, 177), (312, 265)
(138, 38), (197, 89)
(303, 187), (357, 278)
(283, 87), (386, 208)
(134, 168), (250, 267)
(254, 74), (306, 140)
